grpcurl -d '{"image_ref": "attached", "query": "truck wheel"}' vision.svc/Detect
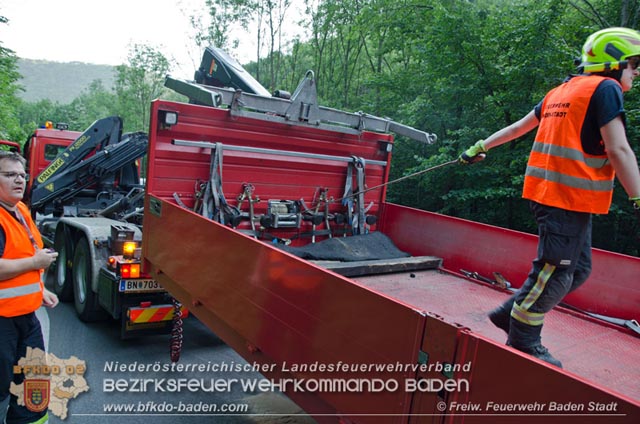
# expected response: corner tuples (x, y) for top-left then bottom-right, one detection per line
(52, 225), (73, 302)
(73, 236), (106, 322)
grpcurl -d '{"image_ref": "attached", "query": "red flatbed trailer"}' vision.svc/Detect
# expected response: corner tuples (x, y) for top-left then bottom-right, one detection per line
(142, 94), (639, 423)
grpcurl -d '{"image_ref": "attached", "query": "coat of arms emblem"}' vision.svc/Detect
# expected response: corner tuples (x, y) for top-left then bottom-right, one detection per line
(24, 379), (50, 412)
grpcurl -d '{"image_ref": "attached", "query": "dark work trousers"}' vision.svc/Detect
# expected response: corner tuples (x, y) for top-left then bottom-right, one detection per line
(498, 202), (593, 348)
(0, 312), (47, 424)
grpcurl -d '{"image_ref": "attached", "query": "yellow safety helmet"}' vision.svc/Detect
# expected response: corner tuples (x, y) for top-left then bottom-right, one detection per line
(579, 27), (640, 73)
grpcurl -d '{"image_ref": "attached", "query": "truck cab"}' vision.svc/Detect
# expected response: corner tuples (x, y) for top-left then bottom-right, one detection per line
(22, 121), (78, 195)
(0, 139), (22, 153)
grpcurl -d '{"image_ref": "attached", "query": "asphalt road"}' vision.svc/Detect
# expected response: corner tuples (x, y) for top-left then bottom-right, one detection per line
(34, 301), (317, 424)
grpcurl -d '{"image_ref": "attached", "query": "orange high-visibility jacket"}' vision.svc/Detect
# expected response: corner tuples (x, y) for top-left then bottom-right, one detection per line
(0, 201), (44, 317)
(523, 76), (617, 214)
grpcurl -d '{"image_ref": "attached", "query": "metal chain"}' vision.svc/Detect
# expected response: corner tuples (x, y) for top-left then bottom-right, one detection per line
(169, 298), (184, 363)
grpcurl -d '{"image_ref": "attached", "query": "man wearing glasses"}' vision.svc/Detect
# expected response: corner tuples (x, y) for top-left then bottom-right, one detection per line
(0, 151), (58, 424)
(460, 27), (640, 368)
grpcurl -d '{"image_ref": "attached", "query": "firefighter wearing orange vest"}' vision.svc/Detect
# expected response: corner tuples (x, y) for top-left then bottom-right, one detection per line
(459, 27), (640, 368)
(0, 151), (58, 424)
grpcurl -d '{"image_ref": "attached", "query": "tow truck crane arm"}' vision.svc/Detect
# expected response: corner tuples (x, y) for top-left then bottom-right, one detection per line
(33, 116), (123, 186)
(29, 116), (148, 215)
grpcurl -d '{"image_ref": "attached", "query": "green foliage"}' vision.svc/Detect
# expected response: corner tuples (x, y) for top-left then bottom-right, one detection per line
(114, 44), (172, 132)
(12, 43), (172, 142)
(4, 0), (640, 255)
(15, 80), (119, 138)
(200, 0), (256, 52)
(202, 0), (296, 91)
(274, 0), (637, 255)
(0, 17), (25, 142)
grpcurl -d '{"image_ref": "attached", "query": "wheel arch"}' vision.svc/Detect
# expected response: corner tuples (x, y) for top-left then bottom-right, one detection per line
(57, 217), (140, 294)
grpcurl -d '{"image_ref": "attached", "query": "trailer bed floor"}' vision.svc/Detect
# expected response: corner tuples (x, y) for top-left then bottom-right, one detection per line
(354, 269), (639, 402)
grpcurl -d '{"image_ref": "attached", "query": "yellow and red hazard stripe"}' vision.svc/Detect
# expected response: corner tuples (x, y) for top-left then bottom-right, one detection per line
(128, 305), (188, 324)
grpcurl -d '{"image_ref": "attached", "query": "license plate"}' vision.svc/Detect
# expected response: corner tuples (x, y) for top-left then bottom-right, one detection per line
(119, 279), (163, 292)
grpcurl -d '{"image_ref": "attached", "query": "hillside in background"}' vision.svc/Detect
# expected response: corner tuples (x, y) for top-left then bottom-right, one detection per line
(17, 58), (116, 104)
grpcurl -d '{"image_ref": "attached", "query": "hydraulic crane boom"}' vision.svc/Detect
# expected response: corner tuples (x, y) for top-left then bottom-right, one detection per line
(32, 116), (123, 187)
(29, 116), (148, 216)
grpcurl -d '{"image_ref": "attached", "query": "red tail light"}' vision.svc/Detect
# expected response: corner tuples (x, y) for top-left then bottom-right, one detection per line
(120, 263), (141, 279)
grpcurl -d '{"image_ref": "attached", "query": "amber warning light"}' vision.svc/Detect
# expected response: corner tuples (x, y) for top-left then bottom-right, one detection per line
(123, 241), (137, 259)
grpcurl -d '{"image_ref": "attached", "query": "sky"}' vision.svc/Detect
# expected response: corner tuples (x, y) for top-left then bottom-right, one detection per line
(0, 0), (261, 79)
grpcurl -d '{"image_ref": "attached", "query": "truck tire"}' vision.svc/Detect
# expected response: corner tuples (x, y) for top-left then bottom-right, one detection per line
(52, 225), (73, 302)
(73, 236), (107, 322)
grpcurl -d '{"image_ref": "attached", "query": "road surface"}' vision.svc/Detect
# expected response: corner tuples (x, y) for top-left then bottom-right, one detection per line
(29, 301), (316, 424)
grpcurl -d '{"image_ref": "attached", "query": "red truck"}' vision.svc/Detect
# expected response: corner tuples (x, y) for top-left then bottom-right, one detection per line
(22, 121), (76, 190)
(0, 139), (23, 155)
(9, 120), (177, 339)
(142, 50), (639, 423)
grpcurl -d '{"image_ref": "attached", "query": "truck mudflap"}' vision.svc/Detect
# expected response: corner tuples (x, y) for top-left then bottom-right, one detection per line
(98, 266), (186, 339)
(121, 303), (188, 340)
(127, 303), (189, 325)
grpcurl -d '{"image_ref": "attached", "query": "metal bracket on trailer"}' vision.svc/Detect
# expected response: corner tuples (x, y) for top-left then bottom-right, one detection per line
(171, 139), (388, 167)
(164, 75), (438, 145)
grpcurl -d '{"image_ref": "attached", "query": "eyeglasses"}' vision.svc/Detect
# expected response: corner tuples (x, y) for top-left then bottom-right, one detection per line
(0, 172), (28, 181)
(627, 56), (640, 70)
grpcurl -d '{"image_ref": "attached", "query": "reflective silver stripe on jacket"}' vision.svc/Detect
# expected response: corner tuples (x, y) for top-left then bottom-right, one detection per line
(526, 166), (614, 192)
(531, 141), (610, 168)
(0, 282), (41, 299)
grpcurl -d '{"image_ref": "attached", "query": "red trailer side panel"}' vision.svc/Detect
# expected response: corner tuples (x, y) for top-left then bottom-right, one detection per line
(379, 202), (640, 321)
(449, 330), (639, 424)
(144, 197), (427, 423)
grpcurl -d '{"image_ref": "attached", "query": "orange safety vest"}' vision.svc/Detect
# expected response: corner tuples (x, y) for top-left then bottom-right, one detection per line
(0, 201), (44, 317)
(523, 75), (616, 214)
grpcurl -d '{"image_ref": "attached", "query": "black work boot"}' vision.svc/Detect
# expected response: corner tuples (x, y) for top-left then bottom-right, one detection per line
(510, 344), (563, 368)
(507, 318), (563, 368)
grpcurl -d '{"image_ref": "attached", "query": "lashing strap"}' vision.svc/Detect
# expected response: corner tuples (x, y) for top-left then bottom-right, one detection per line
(342, 156), (367, 235)
(202, 143), (234, 224)
(355, 156), (366, 235)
